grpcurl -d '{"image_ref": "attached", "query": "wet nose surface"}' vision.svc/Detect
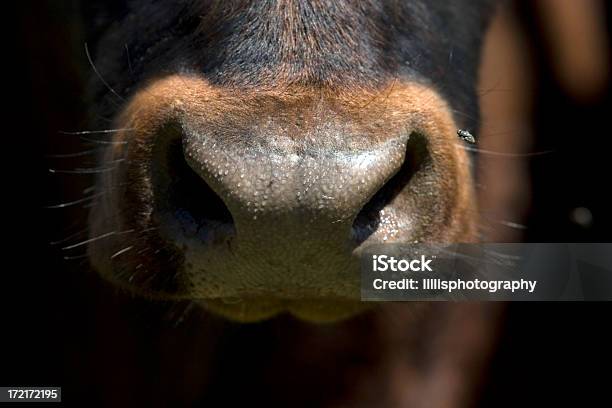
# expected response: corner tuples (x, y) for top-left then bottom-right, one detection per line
(151, 110), (419, 309)
(182, 122), (408, 242)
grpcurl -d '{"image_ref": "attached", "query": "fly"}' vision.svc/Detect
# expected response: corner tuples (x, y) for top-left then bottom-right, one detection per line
(457, 129), (476, 144)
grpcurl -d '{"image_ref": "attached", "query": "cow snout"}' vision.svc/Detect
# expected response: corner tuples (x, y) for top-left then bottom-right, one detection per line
(88, 76), (477, 322)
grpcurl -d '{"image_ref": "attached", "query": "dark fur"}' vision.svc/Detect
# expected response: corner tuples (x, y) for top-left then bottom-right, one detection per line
(89, 0), (497, 132)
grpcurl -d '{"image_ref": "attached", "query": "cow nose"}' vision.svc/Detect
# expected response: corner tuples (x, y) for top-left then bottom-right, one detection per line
(150, 120), (428, 251)
(88, 77), (477, 320)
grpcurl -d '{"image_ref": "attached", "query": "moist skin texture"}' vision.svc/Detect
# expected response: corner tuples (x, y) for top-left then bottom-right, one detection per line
(88, 76), (477, 322)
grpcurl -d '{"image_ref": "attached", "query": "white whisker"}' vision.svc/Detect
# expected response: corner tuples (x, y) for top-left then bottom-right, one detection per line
(457, 143), (554, 157)
(45, 192), (106, 209)
(62, 231), (118, 250)
(111, 246), (134, 259)
(85, 42), (125, 101)
(59, 128), (134, 135)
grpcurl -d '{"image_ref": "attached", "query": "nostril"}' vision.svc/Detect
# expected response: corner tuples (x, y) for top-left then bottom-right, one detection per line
(352, 132), (430, 243)
(151, 124), (234, 235)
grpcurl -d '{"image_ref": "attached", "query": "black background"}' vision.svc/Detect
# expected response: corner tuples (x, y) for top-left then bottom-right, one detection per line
(5, 1), (612, 406)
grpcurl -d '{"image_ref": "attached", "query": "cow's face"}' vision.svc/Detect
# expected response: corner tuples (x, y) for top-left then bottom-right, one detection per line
(87, 0), (496, 321)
